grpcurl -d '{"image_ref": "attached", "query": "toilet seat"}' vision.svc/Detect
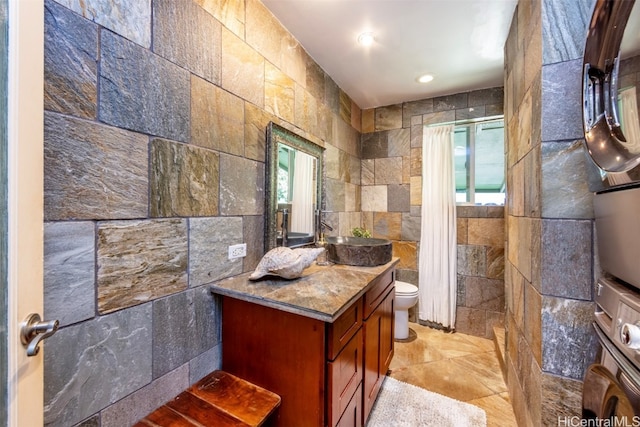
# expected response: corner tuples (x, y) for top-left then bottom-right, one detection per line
(395, 281), (418, 296)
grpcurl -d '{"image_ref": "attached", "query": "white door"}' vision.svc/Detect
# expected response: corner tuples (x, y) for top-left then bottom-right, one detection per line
(6, 0), (45, 425)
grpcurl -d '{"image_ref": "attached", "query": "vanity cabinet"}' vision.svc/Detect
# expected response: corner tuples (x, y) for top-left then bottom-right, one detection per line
(218, 265), (395, 427)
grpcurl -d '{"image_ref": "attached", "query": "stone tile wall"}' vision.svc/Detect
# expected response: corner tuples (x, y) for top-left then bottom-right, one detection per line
(504, 0), (599, 425)
(42, 0), (361, 425)
(358, 87), (506, 339)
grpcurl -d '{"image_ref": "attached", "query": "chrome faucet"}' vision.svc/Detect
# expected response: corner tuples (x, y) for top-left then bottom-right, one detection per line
(321, 221), (333, 232)
(280, 209), (289, 247)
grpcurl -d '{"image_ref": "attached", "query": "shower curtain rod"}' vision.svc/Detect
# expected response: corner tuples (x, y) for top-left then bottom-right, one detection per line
(424, 114), (504, 128)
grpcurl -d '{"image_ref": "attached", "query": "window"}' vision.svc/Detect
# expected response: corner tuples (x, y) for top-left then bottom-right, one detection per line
(453, 118), (505, 205)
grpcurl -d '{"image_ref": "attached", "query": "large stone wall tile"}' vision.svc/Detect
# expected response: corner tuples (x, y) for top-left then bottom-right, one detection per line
(392, 240), (417, 270)
(100, 30), (190, 142)
(541, 140), (593, 219)
(265, 62), (295, 124)
(325, 178), (346, 212)
(410, 176), (422, 206)
(150, 138), (220, 217)
(245, 0), (287, 72)
(340, 91), (353, 125)
(401, 213), (420, 242)
(244, 102), (273, 163)
(55, 0), (151, 48)
(541, 60), (583, 142)
(374, 157), (403, 184)
(100, 364), (189, 427)
(541, 296), (598, 380)
(524, 282), (542, 366)
(361, 109), (375, 133)
(44, 221), (95, 326)
(153, 0), (221, 84)
(403, 99), (433, 128)
(486, 247), (505, 279)
(410, 146), (422, 177)
(541, 0), (592, 64)
(468, 87), (504, 107)
(221, 27), (264, 107)
(361, 132), (387, 159)
(463, 277), (505, 311)
(44, 304), (153, 427)
(373, 212), (401, 240)
(345, 182), (358, 212)
(456, 105), (486, 121)
(388, 128), (410, 157)
(152, 286), (221, 378)
(433, 93), (468, 112)
(361, 159), (375, 185)
(457, 245), (487, 277)
(387, 184), (410, 212)
(97, 219), (188, 313)
(349, 155), (361, 185)
(374, 105), (402, 131)
(219, 154), (265, 215)
(336, 119), (360, 158)
(306, 57), (325, 105)
(45, 0), (98, 118)
(468, 218), (505, 248)
(295, 85), (319, 136)
(191, 76), (244, 156)
(541, 219), (592, 300)
(189, 344), (223, 385)
(243, 215), (265, 271)
(189, 217), (243, 286)
(325, 75), (340, 116)
(541, 373), (582, 424)
(44, 112), (148, 221)
(325, 145), (343, 181)
(455, 306), (488, 338)
(195, 0), (245, 38)
(422, 110), (456, 126)
(361, 185), (387, 212)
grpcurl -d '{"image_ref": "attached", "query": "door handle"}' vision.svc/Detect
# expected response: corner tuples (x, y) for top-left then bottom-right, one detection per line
(20, 313), (59, 357)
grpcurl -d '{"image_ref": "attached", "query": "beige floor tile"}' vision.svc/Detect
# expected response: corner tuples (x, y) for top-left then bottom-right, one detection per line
(389, 358), (497, 402)
(468, 392), (518, 427)
(391, 323), (517, 426)
(450, 352), (508, 394)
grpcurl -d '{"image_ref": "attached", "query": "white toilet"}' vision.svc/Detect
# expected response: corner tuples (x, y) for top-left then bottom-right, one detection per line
(394, 281), (419, 340)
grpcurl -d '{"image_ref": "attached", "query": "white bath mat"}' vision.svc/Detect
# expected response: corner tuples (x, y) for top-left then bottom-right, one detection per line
(367, 376), (487, 427)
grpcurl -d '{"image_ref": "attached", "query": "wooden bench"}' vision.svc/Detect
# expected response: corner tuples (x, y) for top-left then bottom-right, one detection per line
(134, 370), (281, 427)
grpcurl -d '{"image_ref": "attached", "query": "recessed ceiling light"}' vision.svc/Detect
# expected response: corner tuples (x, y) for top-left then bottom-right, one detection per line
(357, 32), (375, 46)
(417, 74), (434, 83)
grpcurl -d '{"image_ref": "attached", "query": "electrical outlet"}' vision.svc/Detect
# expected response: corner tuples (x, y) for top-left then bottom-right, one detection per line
(228, 243), (247, 260)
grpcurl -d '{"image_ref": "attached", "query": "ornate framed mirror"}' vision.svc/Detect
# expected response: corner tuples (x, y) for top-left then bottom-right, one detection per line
(265, 122), (324, 251)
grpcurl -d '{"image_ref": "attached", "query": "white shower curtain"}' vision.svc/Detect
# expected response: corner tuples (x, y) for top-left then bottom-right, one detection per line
(419, 125), (457, 329)
(291, 152), (314, 235)
(619, 87), (640, 154)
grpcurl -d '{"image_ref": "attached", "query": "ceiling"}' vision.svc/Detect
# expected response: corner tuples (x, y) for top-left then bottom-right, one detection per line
(261, 0), (518, 109)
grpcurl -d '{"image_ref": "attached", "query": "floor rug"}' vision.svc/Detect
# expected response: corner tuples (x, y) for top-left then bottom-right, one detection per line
(367, 376), (487, 427)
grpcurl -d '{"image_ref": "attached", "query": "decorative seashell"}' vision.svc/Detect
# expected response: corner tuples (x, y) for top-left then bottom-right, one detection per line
(249, 246), (324, 280)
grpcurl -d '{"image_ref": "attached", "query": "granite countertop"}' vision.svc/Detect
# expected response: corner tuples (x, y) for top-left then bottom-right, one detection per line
(208, 258), (399, 322)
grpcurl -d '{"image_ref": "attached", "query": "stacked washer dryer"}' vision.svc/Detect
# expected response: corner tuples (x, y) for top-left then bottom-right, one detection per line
(582, 0), (640, 420)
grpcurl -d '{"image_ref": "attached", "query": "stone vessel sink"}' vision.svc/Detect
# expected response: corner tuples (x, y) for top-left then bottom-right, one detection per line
(325, 236), (392, 267)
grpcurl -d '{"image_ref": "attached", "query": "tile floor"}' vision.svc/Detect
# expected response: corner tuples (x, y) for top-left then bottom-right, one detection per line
(388, 323), (518, 426)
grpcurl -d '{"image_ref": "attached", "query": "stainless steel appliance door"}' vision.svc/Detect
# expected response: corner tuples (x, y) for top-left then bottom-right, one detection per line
(594, 185), (640, 291)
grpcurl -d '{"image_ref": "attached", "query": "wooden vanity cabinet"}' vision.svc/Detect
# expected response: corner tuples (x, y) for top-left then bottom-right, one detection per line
(361, 267), (395, 423)
(220, 266), (395, 427)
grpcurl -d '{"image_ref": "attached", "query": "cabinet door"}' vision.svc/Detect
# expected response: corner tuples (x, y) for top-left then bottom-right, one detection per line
(362, 288), (395, 423)
(328, 328), (363, 427)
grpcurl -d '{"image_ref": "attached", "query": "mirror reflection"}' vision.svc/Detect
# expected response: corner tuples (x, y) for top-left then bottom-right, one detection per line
(265, 122), (324, 251)
(616, 2), (640, 156)
(583, 0), (640, 175)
